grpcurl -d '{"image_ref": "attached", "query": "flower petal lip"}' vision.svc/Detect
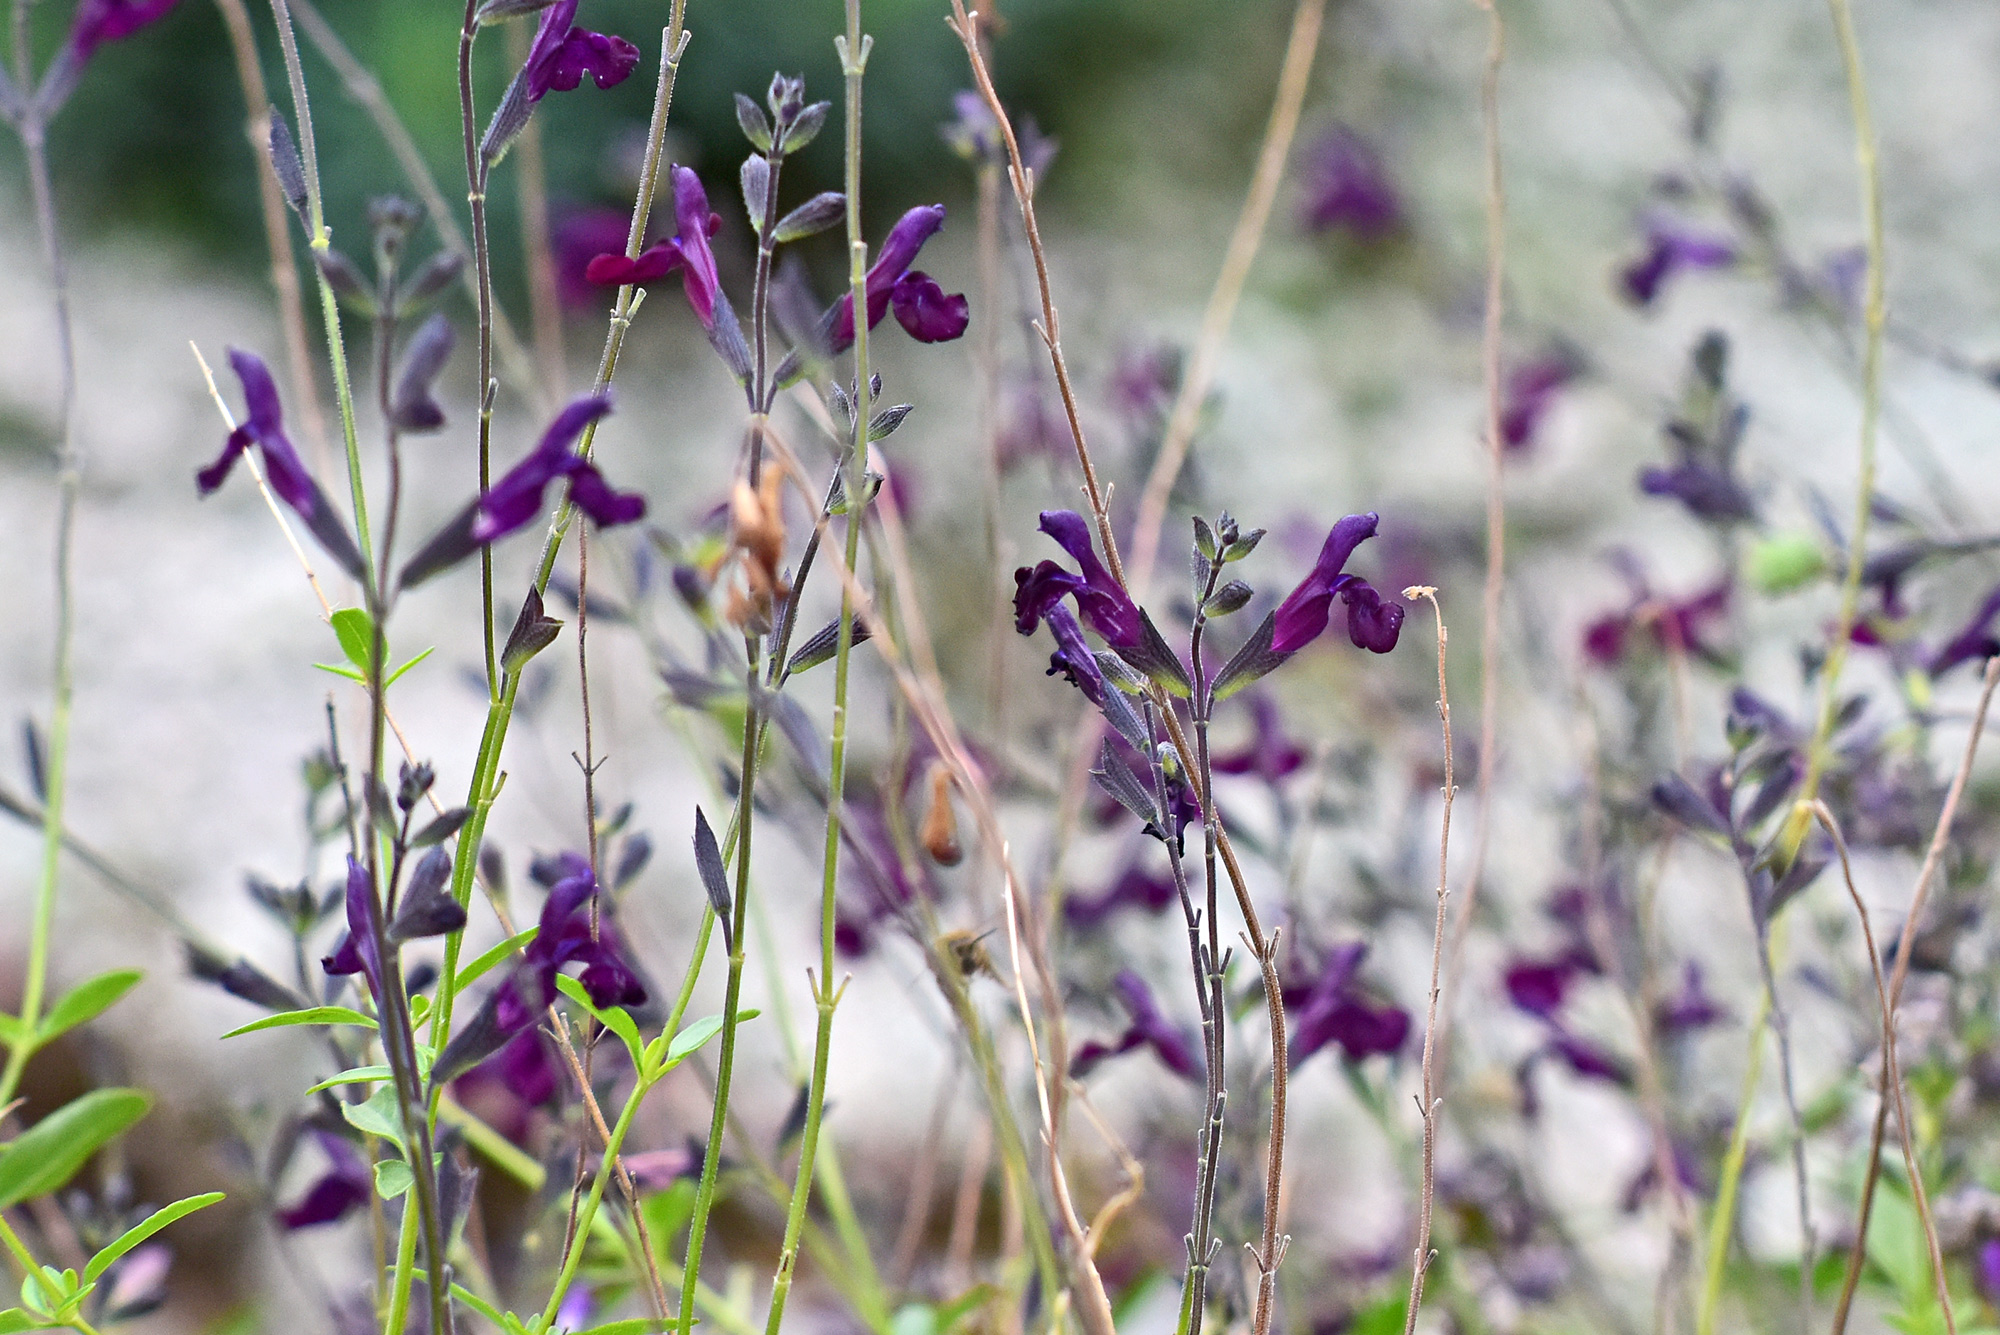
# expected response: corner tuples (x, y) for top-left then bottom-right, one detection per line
(1270, 512), (1384, 655)
(827, 205), (967, 351)
(889, 271), (971, 342)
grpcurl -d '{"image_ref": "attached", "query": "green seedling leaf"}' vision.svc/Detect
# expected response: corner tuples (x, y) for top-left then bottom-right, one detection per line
(38, 969), (142, 1045)
(342, 1085), (405, 1149)
(457, 928), (538, 991)
(223, 1005), (375, 1039)
(374, 1158), (412, 1200)
(304, 1065), (394, 1095)
(0, 1089), (152, 1209)
(554, 975), (643, 1070)
(578, 1319), (690, 1334)
(83, 1192), (225, 1285)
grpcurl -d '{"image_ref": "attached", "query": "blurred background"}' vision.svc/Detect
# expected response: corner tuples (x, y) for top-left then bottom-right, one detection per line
(8, 0), (2000, 1331)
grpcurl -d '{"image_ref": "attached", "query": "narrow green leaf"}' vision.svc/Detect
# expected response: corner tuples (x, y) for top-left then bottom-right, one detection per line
(554, 975), (643, 1070)
(456, 928), (538, 991)
(0, 1089), (153, 1209)
(303, 1065), (394, 1095)
(82, 1192), (225, 1285)
(450, 1284), (507, 1327)
(222, 1005), (374, 1039)
(664, 1014), (725, 1065)
(38, 970), (142, 1044)
(311, 662), (366, 683)
(385, 646), (436, 688)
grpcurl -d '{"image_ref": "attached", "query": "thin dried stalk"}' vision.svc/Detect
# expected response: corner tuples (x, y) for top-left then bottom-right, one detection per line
(1401, 588), (1455, 1335)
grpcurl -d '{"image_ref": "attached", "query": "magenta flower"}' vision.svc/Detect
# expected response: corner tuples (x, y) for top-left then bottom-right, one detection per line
(522, 0), (638, 99)
(1270, 513), (1404, 655)
(586, 166), (723, 328)
(197, 349), (364, 578)
(1620, 218), (1735, 307)
(1013, 510), (1142, 649)
(69, 0), (179, 61)
(1298, 126), (1401, 239)
(827, 205), (969, 350)
(1583, 572), (1732, 667)
(1211, 694), (1309, 785)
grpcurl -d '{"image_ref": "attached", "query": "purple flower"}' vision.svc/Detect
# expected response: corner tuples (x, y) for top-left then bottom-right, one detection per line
(1620, 1140), (1705, 1213)
(1638, 462), (1756, 523)
(68, 0), (179, 62)
(522, 0), (638, 100)
(1013, 510), (1143, 649)
(277, 1131), (372, 1230)
(1620, 218), (1735, 307)
(1270, 513), (1404, 656)
(1655, 962), (1726, 1033)
(1500, 352), (1578, 454)
(320, 856), (385, 1000)
(1545, 1029), (1630, 1084)
(1287, 942), (1410, 1067)
(475, 394), (644, 542)
(436, 863), (647, 1098)
(554, 205), (637, 310)
(197, 349), (365, 578)
(1926, 584), (2000, 679)
(1979, 1238), (2000, 1309)
(1298, 126), (1400, 239)
(827, 206), (970, 351)
(1583, 568), (1732, 667)
(1503, 958), (1579, 1019)
(586, 166), (723, 329)
(1064, 865), (1177, 930)
(1073, 970), (1202, 1083)
(1211, 694), (1308, 785)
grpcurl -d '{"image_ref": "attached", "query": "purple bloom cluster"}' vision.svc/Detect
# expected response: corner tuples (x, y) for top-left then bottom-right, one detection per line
(1073, 970), (1202, 1082)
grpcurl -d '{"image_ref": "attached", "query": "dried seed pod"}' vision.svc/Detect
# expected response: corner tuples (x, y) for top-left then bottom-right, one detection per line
(920, 760), (962, 866)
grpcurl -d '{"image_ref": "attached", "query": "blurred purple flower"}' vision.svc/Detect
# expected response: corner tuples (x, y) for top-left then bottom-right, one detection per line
(474, 394), (644, 542)
(1211, 694), (1309, 785)
(1504, 958), (1579, 1019)
(1980, 1238), (2000, 1309)
(277, 1131), (371, 1230)
(1064, 865), (1177, 930)
(1545, 1029), (1630, 1084)
(1110, 343), (1182, 428)
(1500, 352), (1578, 454)
(68, 0), (179, 61)
(1638, 462), (1756, 523)
(995, 375), (1067, 473)
(828, 205), (969, 350)
(320, 856), (385, 999)
(522, 0), (638, 100)
(1620, 218), (1735, 307)
(1270, 513), (1404, 655)
(1621, 1140), (1705, 1213)
(942, 90), (1056, 178)
(1927, 584), (2000, 679)
(553, 205), (636, 310)
(1073, 970), (1202, 1083)
(1298, 126), (1400, 240)
(1584, 571), (1732, 668)
(1014, 510), (1143, 649)
(1655, 962), (1726, 1033)
(197, 349), (365, 578)
(1287, 942), (1410, 1067)
(586, 166), (723, 329)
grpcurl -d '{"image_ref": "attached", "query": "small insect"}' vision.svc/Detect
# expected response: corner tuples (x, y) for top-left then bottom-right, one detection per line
(938, 927), (998, 981)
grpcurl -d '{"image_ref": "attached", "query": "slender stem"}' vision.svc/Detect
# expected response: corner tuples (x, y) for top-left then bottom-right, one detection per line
(0, 109), (78, 1114)
(1401, 589), (1454, 1335)
(458, 0), (498, 696)
(267, 0), (372, 574)
(764, 18), (871, 1333)
(538, 1072), (648, 1328)
(1697, 997), (1769, 1335)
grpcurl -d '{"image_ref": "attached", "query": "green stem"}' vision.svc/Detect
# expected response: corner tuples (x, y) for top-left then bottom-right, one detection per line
(383, 1194), (420, 1335)
(1698, 995), (1771, 1335)
(764, 14), (873, 1332)
(539, 1071), (648, 1328)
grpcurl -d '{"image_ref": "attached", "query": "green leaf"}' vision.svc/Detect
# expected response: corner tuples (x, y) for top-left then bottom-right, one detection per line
(311, 662), (366, 683)
(578, 1319), (689, 1334)
(342, 1085), (405, 1148)
(83, 1192), (225, 1285)
(330, 607), (375, 671)
(554, 975), (643, 1070)
(0, 1308), (44, 1332)
(303, 1065), (394, 1095)
(0, 1088), (153, 1209)
(0, 1015), (27, 1047)
(385, 646), (436, 688)
(374, 1158), (412, 1200)
(1867, 1180), (1929, 1305)
(457, 928), (538, 991)
(38, 970), (142, 1045)
(450, 1285), (507, 1327)
(222, 1005), (375, 1039)
(665, 1013), (725, 1065)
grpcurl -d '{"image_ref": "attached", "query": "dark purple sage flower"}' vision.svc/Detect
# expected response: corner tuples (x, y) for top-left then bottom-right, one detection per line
(320, 856), (384, 999)
(827, 206), (970, 351)
(1620, 1140), (1704, 1213)
(1620, 218), (1735, 307)
(1500, 352), (1578, 454)
(197, 349), (365, 578)
(1654, 962), (1726, 1033)
(586, 166), (723, 329)
(1298, 125), (1400, 240)
(69, 0), (179, 61)
(1926, 584), (2000, 679)
(1014, 510), (1143, 649)
(1638, 462), (1756, 523)
(1072, 970), (1202, 1083)
(277, 1130), (371, 1229)
(942, 90), (1056, 179)
(1287, 942), (1410, 1067)
(1063, 865), (1177, 930)
(522, 0), (638, 99)
(1583, 569), (1732, 667)
(1211, 694), (1309, 785)
(1270, 513), (1403, 655)
(554, 204), (637, 310)
(1503, 958), (1579, 1019)
(476, 394), (643, 542)
(1545, 1029), (1630, 1085)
